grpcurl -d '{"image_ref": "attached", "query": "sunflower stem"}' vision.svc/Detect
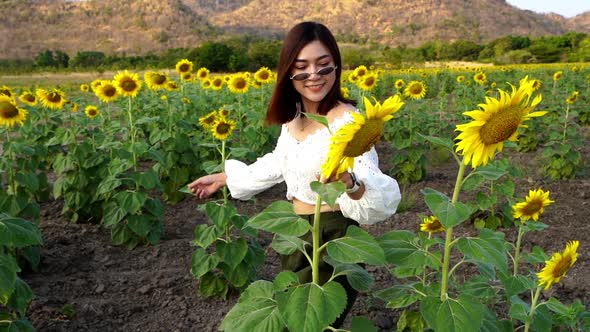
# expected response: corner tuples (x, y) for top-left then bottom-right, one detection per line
(126, 97), (137, 172)
(440, 160), (467, 300)
(524, 287), (542, 332)
(221, 140), (228, 206)
(562, 104), (570, 144)
(312, 194), (322, 285)
(513, 223), (525, 275)
(5, 130), (16, 195)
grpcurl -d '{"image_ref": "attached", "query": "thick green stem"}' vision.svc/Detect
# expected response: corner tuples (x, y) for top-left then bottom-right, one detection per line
(513, 224), (525, 275)
(126, 97), (137, 171)
(221, 140), (228, 206)
(524, 287), (542, 332)
(5, 131), (16, 194)
(312, 195), (322, 285)
(440, 161), (467, 300)
(562, 104), (570, 143)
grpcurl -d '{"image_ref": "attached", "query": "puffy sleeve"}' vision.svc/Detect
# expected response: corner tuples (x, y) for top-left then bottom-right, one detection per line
(336, 147), (401, 225)
(224, 127), (286, 200)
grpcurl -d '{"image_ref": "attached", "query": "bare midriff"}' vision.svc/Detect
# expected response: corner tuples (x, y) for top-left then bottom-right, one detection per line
(292, 197), (340, 215)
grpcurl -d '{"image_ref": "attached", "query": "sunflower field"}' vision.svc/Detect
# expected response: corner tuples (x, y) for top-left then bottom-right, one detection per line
(1, 60), (589, 331)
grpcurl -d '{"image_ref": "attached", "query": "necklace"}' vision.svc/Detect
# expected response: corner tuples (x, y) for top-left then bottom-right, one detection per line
(299, 116), (312, 131)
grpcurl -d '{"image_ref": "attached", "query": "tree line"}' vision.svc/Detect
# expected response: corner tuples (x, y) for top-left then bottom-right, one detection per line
(1, 32), (589, 74)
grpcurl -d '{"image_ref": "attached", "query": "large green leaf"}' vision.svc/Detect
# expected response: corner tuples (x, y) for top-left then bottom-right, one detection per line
(324, 256), (374, 292)
(126, 214), (151, 238)
(471, 164), (507, 181)
(192, 224), (221, 249)
(0, 254), (19, 305)
(420, 134), (454, 150)
(115, 191), (147, 215)
(310, 181), (346, 209)
(456, 229), (508, 274)
(190, 248), (221, 279)
(422, 188), (471, 228)
(203, 201), (237, 231)
(499, 272), (536, 298)
(378, 230), (439, 268)
(276, 281), (347, 332)
(130, 170), (160, 190)
(216, 238), (248, 270)
(273, 271), (300, 291)
(271, 234), (309, 255)
(327, 226), (386, 265)
(374, 283), (424, 309)
(421, 294), (484, 332)
(101, 202), (127, 226)
(95, 177), (123, 197)
(246, 201), (311, 237)
(351, 316), (378, 332)
(480, 307), (513, 332)
(220, 281), (284, 332)
(0, 215), (42, 248)
(199, 272), (228, 298)
(7, 277), (33, 317)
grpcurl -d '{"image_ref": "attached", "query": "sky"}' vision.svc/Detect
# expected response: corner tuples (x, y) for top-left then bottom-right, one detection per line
(506, 0), (590, 18)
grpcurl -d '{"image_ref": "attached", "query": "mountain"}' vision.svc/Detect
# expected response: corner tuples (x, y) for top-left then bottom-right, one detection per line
(0, 0), (588, 59)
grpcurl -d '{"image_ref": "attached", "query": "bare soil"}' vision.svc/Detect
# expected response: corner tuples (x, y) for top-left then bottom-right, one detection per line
(23, 144), (590, 332)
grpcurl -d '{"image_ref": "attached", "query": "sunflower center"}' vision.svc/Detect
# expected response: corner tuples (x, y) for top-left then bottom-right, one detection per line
(0, 101), (18, 119)
(122, 79), (137, 91)
(365, 77), (375, 86)
(234, 79), (246, 89)
(213, 79), (222, 87)
(47, 92), (62, 103)
(216, 123), (230, 134)
(343, 120), (382, 157)
(522, 200), (542, 215)
(204, 116), (216, 125)
(427, 220), (442, 231)
(23, 94), (35, 102)
(259, 72), (269, 80)
(154, 74), (166, 84)
(409, 84), (423, 95)
(0, 89), (12, 97)
(551, 256), (572, 278)
(179, 64), (190, 73)
(479, 105), (522, 145)
(104, 86), (117, 97)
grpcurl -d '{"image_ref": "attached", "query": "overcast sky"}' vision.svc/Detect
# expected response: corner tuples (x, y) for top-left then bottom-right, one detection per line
(506, 0), (590, 18)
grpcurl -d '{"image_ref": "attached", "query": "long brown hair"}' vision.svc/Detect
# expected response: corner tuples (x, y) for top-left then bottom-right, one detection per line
(266, 22), (355, 124)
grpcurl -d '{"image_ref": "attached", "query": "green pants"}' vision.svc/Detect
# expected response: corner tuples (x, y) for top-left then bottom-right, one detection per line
(280, 211), (360, 328)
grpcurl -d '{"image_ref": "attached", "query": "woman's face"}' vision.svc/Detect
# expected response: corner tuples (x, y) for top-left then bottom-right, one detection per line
(290, 40), (336, 109)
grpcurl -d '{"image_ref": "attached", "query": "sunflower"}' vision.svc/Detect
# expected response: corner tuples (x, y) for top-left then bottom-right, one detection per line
(228, 74), (249, 94)
(394, 79), (405, 89)
(85, 105), (100, 119)
(254, 67), (273, 84)
(219, 109), (230, 118)
(474, 72), (487, 85)
(95, 81), (119, 103)
(531, 79), (542, 91)
(90, 79), (104, 92)
(0, 95), (28, 128)
(181, 72), (195, 82)
(455, 76), (545, 168)
(182, 97), (191, 104)
(358, 73), (378, 91)
(537, 240), (579, 290)
(420, 216), (445, 233)
(166, 80), (180, 91)
(404, 81), (427, 100)
(144, 71), (169, 91)
(68, 101), (79, 113)
(566, 91), (579, 104)
(348, 73), (359, 84)
(37, 88), (67, 109)
(321, 95), (404, 178)
(553, 71), (563, 81)
(490, 82), (497, 89)
(0, 85), (14, 98)
(353, 65), (368, 78)
(176, 59), (193, 75)
(512, 188), (554, 222)
(114, 70), (142, 97)
(210, 77), (224, 91)
(341, 87), (350, 99)
(456, 75), (465, 83)
(201, 79), (212, 89)
(199, 110), (219, 129)
(211, 117), (237, 141)
(195, 67), (209, 81)
(18, 91), (37, 106)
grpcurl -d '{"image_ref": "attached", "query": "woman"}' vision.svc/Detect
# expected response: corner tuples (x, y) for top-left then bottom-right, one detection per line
(189, 21), (400, 327)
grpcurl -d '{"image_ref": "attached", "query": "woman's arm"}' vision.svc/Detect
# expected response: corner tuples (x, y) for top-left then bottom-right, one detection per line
(188, 172), (227, 199)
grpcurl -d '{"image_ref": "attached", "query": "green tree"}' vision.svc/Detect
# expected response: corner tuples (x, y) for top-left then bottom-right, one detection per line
(34, 49), (57, 67)
(71, 51), (106, 68)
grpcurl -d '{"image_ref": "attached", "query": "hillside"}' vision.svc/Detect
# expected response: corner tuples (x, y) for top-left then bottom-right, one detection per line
(0, 0), (589, 59)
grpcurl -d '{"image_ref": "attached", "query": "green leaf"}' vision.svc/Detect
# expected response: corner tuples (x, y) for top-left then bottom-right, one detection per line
(0, 215), (42, 248)
(351, 316), (378, 332)
(499, 273), (536, 298)
(324, 256), (374, 292)
(102, 202), (127, 226)
(531, 304), (553, 332)
(130, 170), (160, 190)
(461, 276), (496, 299)
(0, 254), (19, 305)
(396, 309), (426, 332)
(192, 224), (221, 248)
(420, 134), (454, 150)
(178, 185), (193, 194)
(456, 229), (508, 274)
(96, 177), (123, 197)
(378, 230), (439, 268)
(7, 277), (33, 317)
(221, 260), (250, 288)
(480, 307), (513, 332)
(216, 238), (249, 270)
(508, 295), (529, 321)
(326, 226), (386, 265)
(421, 294), (484, 332)
(374, 283), (424, 309)
(422, 188), (471, 228)
(524, 245), (548, 264)
(199, 271), (228, 298)
(203, 201), (237, 231)
(471, 164), (507, 180)
(220, 281), (284, 332)
(15, 172), (39, 192)
(115, 191), (147, 214)
(246, 201), (311, 237)
(523, 221), (549, 232)
(305, 113), (330, 131)
(271, 234), (309, 255)
(190, 248), (221, 279)
(273, 271), (300, 291)
(276, 281), (347, 332)
(310, 181), (346, 209)
(127, 214), (151, 237)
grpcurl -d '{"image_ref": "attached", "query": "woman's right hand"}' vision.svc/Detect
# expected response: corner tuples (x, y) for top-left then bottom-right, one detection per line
(187, 172), (227, 199)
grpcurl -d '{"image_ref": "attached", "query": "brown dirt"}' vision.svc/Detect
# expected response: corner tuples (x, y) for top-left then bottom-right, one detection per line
(22, 144), (590, 332)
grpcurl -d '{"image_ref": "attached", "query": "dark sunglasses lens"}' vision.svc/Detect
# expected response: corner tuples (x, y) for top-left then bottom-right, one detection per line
(317, 67), (335, 75)
(292, 73), (310, 81)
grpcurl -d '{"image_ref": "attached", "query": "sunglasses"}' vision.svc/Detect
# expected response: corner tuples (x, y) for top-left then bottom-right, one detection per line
(290, 66), (337, 81)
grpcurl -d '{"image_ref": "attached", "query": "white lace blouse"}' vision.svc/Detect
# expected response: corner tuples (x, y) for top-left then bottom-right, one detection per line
(225, 111), (401, 225)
